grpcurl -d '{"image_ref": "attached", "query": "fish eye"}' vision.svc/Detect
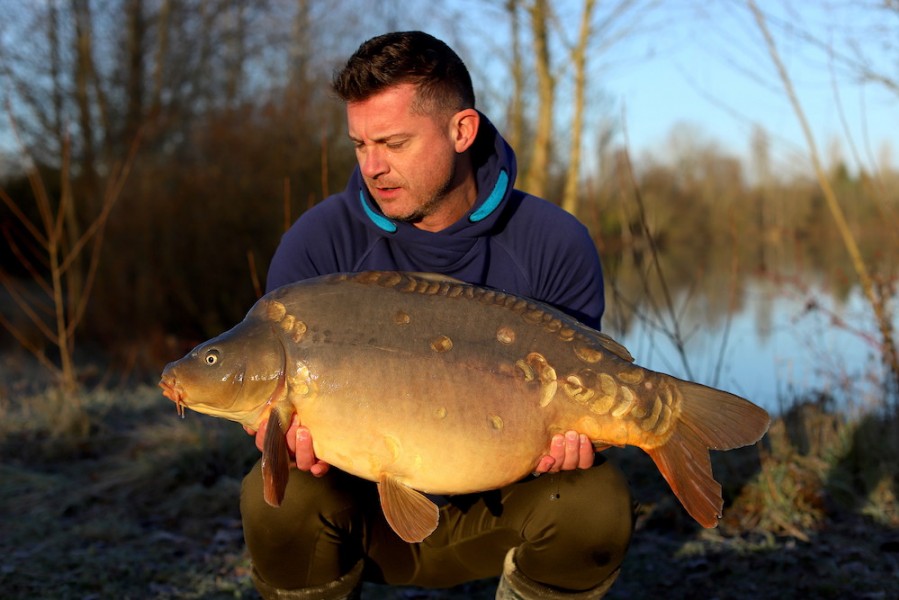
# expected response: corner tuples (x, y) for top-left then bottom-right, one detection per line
(204, 349), (221, 366)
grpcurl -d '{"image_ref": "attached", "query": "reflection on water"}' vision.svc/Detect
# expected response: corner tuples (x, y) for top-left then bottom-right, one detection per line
(605, 276), (892, 416)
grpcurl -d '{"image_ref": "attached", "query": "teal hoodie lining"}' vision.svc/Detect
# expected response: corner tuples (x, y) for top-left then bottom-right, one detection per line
(469, 169), (508, 223)
(358, 190), (398, 233)
(358, 168), (509, 233)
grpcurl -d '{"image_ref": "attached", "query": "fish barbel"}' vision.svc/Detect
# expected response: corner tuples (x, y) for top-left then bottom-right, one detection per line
(159, 271), (770, 542)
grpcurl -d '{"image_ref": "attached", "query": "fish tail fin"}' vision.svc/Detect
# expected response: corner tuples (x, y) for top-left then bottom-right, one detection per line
(646, 379), (770, 527)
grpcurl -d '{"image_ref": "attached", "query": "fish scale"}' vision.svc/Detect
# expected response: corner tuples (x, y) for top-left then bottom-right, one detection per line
(160, 271), (770, 543)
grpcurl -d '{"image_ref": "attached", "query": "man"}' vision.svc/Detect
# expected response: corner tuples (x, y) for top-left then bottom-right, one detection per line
(241, 31), (633, 600)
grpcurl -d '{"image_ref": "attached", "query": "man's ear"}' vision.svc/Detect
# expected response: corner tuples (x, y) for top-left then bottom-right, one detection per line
(451, 109), (480, 153)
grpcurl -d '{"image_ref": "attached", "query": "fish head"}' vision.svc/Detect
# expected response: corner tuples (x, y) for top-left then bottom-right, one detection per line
(159, 318), (287, 427)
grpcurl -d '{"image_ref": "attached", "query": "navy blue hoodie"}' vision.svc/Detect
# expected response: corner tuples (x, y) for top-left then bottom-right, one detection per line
(267, 113), (605, 329)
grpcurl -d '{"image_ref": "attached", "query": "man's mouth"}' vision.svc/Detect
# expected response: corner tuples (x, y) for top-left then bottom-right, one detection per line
(374, 186), (402, 199)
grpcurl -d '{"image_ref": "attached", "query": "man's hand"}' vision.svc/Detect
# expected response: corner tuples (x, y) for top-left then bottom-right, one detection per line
(533, 431), (594, 474)
(243, 414), (330, 477)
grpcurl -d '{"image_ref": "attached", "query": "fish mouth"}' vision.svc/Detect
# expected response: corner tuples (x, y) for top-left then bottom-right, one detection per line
(159, 371), (187, 417)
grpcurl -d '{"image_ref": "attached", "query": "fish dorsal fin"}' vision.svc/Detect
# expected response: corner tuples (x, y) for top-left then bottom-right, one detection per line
(377, 474), (439, 543)
(406, 272), (465, 284)
(593, 331), (635, 363)
(261, 408), (290, 507)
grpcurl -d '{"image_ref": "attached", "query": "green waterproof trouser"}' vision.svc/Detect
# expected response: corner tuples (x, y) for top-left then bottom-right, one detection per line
(240, 455), (634, 593)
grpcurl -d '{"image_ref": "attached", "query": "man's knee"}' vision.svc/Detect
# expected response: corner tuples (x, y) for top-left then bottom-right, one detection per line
(516, 458), (634, 591)
(240, 461), (370, 588)
(557, 457), (633, 545)
(241, 460), (369, 537)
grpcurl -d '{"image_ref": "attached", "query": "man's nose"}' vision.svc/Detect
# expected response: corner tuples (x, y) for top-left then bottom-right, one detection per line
(360, 146), (388, 179)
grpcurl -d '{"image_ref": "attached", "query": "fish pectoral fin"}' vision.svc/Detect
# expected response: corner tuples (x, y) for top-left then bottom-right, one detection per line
(377, 474), (439, 543)
(261, 409), (290, 508)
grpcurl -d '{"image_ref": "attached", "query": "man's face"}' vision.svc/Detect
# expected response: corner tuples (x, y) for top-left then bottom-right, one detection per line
(347, 83), (471, 230)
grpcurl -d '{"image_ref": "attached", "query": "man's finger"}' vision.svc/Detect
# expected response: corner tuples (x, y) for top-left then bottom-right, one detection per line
(253, 419), (268, 453)
(578, 434), (594, 469)
(546, 434), (565, 472)
(533, 455), (556, 475)
(285, 414), (300, 454)
(295, 426), (315, 471)
(294, 425), (331, 477)
(561, 431), (580, 470)
(310, 462), (330, 477)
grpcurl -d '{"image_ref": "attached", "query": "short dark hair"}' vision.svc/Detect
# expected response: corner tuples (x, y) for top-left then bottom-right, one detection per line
(332, 31), (475, 114)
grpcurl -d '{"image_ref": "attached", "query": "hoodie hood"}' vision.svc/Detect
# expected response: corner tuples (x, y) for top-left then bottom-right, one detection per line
(344, 112), (518, 267)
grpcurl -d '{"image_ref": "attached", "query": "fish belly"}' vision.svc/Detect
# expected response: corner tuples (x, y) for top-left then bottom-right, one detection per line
(292, 346), (555, 494)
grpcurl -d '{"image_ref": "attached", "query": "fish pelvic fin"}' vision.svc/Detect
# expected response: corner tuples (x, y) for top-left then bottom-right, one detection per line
(260, 331), (291, 508)
(647, 378), (770, 528)
(377, 474), (439, 543)
(261, 408), (291, 507)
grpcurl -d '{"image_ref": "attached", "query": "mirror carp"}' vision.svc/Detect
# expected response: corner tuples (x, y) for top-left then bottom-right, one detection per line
(160, 271), (770, 543)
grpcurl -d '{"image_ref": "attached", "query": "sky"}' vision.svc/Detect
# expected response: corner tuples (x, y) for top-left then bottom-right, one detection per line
(423, 0), (899, 178)
(603, 1), (899, 176)
(1, 1), (896, 179)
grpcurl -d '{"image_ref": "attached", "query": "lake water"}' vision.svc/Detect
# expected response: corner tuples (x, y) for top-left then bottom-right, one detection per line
(605, 277), (892, 416)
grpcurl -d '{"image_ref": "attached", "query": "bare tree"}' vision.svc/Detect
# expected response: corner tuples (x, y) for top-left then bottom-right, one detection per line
(289, 0), (313, 92)
(47, 1), (66, 151)
(150, 0), (172, 115)
(504, 0), (526, 154)
(71, 0), (104, 209)
(522, 0), (554, 197)
(224, 1), (247, 106)
(561, 0), (596, 216)
(123, 0), (146, 144)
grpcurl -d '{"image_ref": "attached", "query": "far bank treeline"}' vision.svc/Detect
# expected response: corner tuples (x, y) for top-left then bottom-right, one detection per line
(1, 1), (898, 379)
